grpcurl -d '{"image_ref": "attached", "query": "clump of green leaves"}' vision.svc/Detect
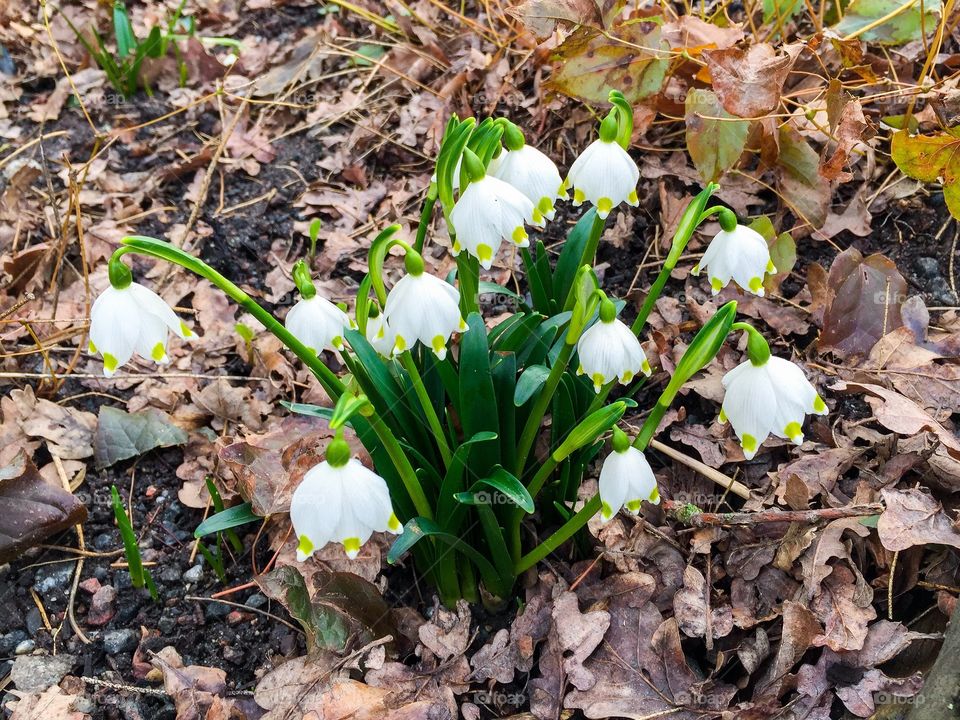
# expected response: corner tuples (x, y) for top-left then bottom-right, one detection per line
(65, 0), (193, 98)
(110, 485), (158, 600)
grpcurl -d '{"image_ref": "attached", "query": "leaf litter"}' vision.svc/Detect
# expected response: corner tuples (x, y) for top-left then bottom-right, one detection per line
(2, 0), (960, 716)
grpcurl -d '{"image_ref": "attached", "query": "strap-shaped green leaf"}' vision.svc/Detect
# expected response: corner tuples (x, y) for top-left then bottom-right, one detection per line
(453, 466), (534, 513)
(194, 503), (260, 538)
(458, 313), (498, 447)
(554, 208), (598, 306)
(515, 364), (550, 406)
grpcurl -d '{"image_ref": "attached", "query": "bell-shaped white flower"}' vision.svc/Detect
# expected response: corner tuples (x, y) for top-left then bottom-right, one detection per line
(449, 151), (543, 269)
(692, 222), (776, 297)
(576, 301), (651, 392)
(364, 309), (395, 357)
(598, 428), (660, 523)
(89, 281), (193, 377)
(564, 131), (639, 220)
(382, 258), (466, 360)
(284, 294), (349, 354)
(492, 144), (565, 222)
(719, 327), (827, 459)
(291, 435), (402, 561)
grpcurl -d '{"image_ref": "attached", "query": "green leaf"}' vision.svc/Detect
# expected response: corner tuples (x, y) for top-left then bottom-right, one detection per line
(521, 247), (553, 314)
(194, 503), (260, 538)
(479, 280), (524, 302)
(282, 401), (334, 421)
(257, 565), (396, 653)
(515, 364), (551, 406)
(437, 431), (499, 523)
(554, 208), (597, 306)
(834, 0), (941, 44)
(763, 0), (804, 26)
(685, 89), (750, 183)
(458, 313), (499, 448)
(94, 405), (188, 469)
(112, 1), (136, 57)
(552, 401), (627, 463)
(549, 21), (670, 104)
(891, 129), (960, 219)
(455, 466), (534, 513)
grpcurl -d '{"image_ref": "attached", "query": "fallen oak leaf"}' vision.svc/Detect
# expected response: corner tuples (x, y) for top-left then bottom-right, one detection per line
(877, 487), (960, 551)
(833, 381), (960, 458)
(703, 43), (798, 118)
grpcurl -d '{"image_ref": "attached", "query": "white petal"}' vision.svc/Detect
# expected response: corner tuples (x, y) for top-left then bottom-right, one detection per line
(720, 363), (777, 459)
(598, 451), (631, 522)
(127, 282), (191, 338)
(566, 140), (638, 216)
(89, 286), (142, 375)
(290, 463), (342, 559)
(285, 295), (349, 354)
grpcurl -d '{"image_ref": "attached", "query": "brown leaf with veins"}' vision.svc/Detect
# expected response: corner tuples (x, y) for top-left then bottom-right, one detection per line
(756, 600), (821, 695)
(802, 516), (870, 599)
(819, 100), (874, 182)
(552, 591), (609, 691)
(812, 565), (876, 652)
(836, 381), (960, 458)
(673, 564), (733, 639)
(878, 487), (960, 551)
(509, 0), (606, 38)
(819, 249), (907, 360)
(218, 414), (343, 515)
(704, 44), (797, 118)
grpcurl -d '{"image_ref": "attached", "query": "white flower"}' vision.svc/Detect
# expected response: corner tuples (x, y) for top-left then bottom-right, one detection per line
(364, 311), (395, 357)
(577, 316), (651, 392)
(492, 145), (565, 222)
(284, 295), (349, 354)
(564, 138), (639, 219)
(290, 457), (402, 561)
(719, 356), (828, 459)
(382, 272), (466, 359)
(598, 445), (660, 523)
(449, 175), (542, 269)
(89, 282), (193, 377)
(692, 225), (776, 296)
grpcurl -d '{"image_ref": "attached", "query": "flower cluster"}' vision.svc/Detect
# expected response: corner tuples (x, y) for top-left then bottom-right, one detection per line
(87, 92), (829, 587)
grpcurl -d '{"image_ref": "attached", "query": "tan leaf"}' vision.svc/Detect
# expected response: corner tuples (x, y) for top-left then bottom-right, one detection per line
(877, 487), (960, 551)
(704, 44), (796, 118)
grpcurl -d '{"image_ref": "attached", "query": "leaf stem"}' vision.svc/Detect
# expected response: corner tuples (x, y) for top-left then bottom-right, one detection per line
(514, 494), (602, 574)
(513, 342), (574, 478)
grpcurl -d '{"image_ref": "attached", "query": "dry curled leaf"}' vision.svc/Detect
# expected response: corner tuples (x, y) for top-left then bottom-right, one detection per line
(877, 487), (960, 551)
(704, 43), (797, 118)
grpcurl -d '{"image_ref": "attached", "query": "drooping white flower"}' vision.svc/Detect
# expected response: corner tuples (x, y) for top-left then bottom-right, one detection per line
(576, 310), (651, 392)
(290, 440), (402, 561)
(492, 145), (565, 222)
(719, 356), (827, 459)
(284, 294), (349, 354)
(564, 138), (639, 219)
(449, 174), (542, 269)
(383, 271), (466, 359)
(692, 224), (776, 297)
(598, 430), (660, 523)
(89, 282), (193, 377)
(364, 310), (395, 357)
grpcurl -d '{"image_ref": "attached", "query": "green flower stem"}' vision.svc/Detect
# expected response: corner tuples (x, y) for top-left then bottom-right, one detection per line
(697, 204), (736, 228)
(509, 456), (558, 561)
(513, 342), (575, 478)
(414, 184), (439, 254)
(476, 502), (515, 595)
(514, 494), (602, 574)
(116, 236), (433, 521)
(399, 351), (452, 468)
(364, 410), (434, 520)
(456, 253), (480, 316)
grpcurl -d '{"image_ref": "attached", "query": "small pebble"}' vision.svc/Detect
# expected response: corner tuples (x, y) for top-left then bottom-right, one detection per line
(182, 565), (203, 583)
(0, 630), (28, 655)
(102, 628), (139, 655)
(222, 645), (245, 663)
(245, 593), (267, 609)
(78, 578), (101, 595)
(204, 602), (231, 621)
(14, 639), (35, 655)
(32, 564), (73, 596)
(25, 608), (42, 636)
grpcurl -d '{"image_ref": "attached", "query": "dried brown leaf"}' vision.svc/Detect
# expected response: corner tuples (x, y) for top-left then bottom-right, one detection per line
(878, 487), (960, 551)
